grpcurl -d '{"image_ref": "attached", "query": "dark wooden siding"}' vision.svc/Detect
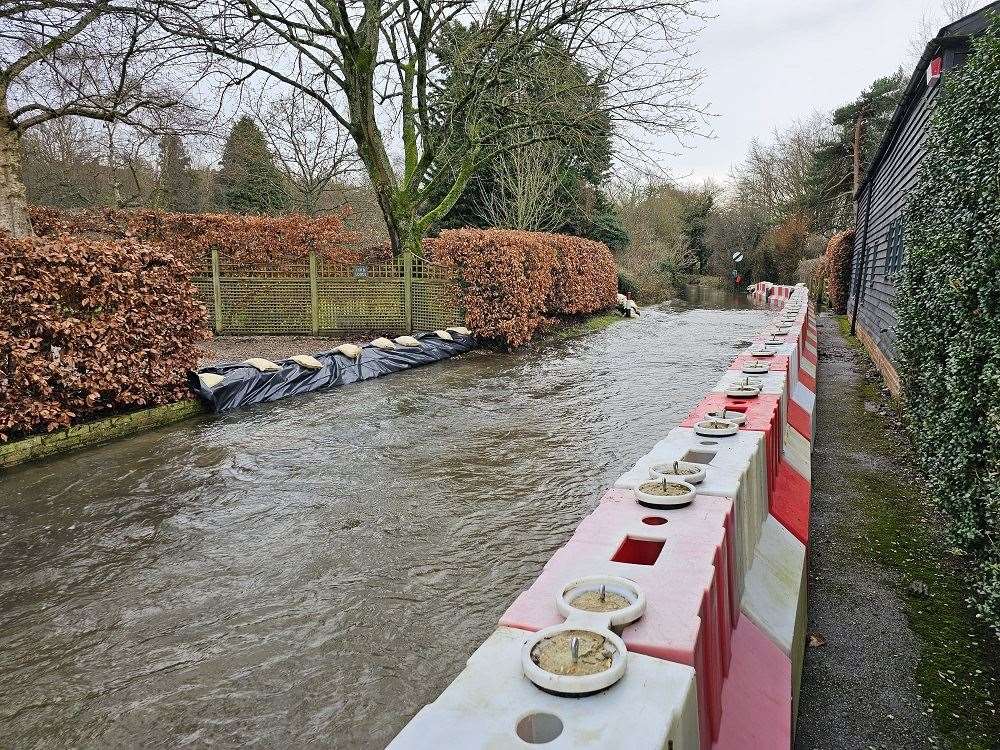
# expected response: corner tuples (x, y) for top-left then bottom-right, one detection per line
(848, 75), (940, 366)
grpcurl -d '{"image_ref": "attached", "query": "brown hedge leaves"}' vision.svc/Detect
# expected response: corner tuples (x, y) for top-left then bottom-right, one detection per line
(28, 207), (365, 265)
(430, 229), (618, 347)
(824, 229), (855, 314)
(1, 233), (209, 441)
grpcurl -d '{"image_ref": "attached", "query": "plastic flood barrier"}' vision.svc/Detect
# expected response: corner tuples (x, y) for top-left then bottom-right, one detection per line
(389, 627), (701, 749)
(390, 285), (817, 750)
(188, 330), (476, 413)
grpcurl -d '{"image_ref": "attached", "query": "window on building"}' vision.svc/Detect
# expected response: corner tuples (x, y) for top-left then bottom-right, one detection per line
(886, 217), (905, 281)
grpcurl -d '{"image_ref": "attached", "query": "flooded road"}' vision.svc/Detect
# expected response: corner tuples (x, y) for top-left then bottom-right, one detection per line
(1, 293), (771, 749)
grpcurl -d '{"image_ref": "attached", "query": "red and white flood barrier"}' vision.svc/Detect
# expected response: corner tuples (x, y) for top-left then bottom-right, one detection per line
(390, 286), (816, 750)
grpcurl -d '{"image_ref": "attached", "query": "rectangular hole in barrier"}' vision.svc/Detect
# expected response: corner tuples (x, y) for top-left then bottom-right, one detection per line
(682, 449), (716, 464)
(719, 403), (749, 413)
(611, 536), (665, 566)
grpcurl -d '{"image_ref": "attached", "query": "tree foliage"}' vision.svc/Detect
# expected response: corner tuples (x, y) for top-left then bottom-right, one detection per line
(896, 18), (1000, 635)
(214, 117), (290, 215)
(156, 134), (198, 212)
(806, 73), (906, 232)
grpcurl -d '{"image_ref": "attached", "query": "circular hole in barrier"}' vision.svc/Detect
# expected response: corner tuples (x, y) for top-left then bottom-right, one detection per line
(642, 516), (668, 526)
(700, 440), (718, 446)
(516, 712), (564, 744)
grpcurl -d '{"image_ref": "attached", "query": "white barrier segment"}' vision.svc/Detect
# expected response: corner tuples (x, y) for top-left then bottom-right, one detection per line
(744, 338), (801, 392)
(739, 515), (808, 718)
(712, 370), (789, 429)
(615, 427), (767, 599)
(389, 626), (701, 750)
(783, 424), (811, 480)
(790, 380), (817, 441)
(800, 356), (817, 381)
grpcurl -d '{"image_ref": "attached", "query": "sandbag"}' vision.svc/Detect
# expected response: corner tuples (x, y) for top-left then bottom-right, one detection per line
(189, 330), (477, 413)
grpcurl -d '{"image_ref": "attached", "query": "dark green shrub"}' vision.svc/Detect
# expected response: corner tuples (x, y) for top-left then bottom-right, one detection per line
(897, 17), (1000, 634)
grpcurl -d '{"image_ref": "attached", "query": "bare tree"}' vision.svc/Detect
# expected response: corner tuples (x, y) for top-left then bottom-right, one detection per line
(0, 1), (211, 234)
(248, 89), (361, 215)
(907, 0), (975, 65)
(731, 116), (823, 226)
(476, 136), (567, 231)
(158, 0), (708, 255)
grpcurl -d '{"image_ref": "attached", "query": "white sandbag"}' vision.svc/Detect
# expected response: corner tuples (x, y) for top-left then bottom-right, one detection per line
(447, 326), (472, 335)
(290, 355), (324, 370)
(335, 343), (363, 359)
(243, 357), (280, 372)
(395, 335), (421, 347)
(198, 372), (225, 389)
(371, 337), (397, 350)
(434, 330), (454, 341)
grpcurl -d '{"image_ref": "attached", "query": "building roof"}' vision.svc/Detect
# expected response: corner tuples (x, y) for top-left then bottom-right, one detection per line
(855, 1), (1000, 199)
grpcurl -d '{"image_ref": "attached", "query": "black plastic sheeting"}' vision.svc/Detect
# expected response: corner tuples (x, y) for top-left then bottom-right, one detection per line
(188, 330), (477, 413)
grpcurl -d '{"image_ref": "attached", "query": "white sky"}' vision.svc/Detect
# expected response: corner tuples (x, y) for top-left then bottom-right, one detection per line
(667, 0), (964, 186)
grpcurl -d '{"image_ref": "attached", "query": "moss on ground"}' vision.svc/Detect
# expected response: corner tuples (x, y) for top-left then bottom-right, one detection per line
(835, 316), (1000, 749)
(544, 311), (624, 342)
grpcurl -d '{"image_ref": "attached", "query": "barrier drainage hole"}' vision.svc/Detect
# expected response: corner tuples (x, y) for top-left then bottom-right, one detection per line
(700, 441), (718, 446)
(516, 712), (564, 744)
(643, 516), (668, 526)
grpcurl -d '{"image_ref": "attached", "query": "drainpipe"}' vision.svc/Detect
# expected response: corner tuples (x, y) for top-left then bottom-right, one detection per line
(851, 181), (874, 337)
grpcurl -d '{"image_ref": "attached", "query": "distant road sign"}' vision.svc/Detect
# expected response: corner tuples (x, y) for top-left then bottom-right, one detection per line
(732, 251), (744, 263)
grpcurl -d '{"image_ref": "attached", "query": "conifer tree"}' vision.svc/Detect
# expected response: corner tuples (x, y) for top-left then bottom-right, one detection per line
(156, 134), (199, 213)
(215, 117), (290, 214)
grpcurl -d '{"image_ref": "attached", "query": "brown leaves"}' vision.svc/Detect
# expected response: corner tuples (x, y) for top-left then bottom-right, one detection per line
(824, 229), (856, 314)
(429, 229), (618, 348)
(0, 233), (210, 441)
(27, 207), (368, 267)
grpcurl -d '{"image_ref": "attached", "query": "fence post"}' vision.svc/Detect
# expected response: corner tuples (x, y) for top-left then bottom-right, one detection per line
(403, 247), (414, 333)
(211, 247), (223, 333)
(309, 250), (320, 334)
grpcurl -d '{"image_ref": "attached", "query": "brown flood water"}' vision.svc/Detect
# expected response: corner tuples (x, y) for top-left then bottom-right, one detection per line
(0, 290), (771, 749)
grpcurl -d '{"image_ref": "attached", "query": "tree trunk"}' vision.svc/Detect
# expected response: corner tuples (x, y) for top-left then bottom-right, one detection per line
(852, 112), (864, 196)
(0, 117), (33, 237)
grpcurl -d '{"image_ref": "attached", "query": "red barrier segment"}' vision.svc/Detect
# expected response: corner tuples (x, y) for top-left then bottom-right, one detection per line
(681, 394), (782, 499)
(711, 616), (792, 750)
(770, 459), (810, 545)
(500, 489), (734, 748)
(798, 367), (816, 393)
(787, 396), (813, 442)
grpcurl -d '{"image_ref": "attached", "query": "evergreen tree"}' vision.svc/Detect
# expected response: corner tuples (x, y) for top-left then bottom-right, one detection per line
(806, 73), (905, 231)
(428, 25), (614, 241)
(214, 117), (290, 214)
(156, 134), (199, 213)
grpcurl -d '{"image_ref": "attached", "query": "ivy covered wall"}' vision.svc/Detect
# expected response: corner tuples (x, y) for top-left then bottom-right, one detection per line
(897, 17), (1000, 634)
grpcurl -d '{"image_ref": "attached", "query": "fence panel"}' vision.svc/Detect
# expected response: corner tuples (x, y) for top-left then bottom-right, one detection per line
(193, 251), (463, 336)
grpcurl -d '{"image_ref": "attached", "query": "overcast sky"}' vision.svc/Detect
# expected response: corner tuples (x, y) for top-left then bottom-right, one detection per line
(667, 0), (967, 186)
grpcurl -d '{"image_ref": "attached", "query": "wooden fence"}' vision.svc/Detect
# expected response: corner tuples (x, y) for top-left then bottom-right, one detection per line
(192, 250), (463, 336)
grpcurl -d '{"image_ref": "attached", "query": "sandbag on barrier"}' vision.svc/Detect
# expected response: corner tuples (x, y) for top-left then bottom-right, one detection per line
(188, 330), (476, 413)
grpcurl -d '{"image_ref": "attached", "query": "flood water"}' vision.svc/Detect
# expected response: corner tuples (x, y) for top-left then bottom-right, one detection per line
(1, 291), (771, 749)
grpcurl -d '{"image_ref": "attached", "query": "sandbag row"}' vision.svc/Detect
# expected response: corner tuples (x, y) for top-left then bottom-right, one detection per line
(389, 287), (816, 750)
(188, 329), (476, 412)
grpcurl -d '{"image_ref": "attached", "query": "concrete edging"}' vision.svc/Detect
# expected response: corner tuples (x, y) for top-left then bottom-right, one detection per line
(0, 400), (206, 470)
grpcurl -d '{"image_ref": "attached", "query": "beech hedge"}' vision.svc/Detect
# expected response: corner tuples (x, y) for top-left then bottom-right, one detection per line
(1, 233), (208, 441)
(429, 229), (618, 347)
(896, 20), (1000, 635)
(823, 229), (855, 314)
(28, 207), (366, 266)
